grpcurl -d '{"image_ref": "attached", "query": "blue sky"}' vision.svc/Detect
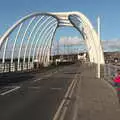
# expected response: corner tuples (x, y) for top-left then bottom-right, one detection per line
(0, 0), (120, 41)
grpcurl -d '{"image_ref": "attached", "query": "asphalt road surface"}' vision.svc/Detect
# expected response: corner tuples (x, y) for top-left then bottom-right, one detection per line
(0, 64), (80, 120)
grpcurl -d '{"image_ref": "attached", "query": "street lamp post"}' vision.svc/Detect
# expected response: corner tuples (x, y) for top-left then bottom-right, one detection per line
(97, 16), (101, 78)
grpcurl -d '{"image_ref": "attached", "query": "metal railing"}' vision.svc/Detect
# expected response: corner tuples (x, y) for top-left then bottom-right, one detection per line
(0, 62), (33, 73)
(104, 63), (120, 83)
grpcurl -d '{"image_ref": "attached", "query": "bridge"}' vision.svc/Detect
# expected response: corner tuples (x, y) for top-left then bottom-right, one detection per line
(0, 11), (120, 120)
(0, 12), (104, 76)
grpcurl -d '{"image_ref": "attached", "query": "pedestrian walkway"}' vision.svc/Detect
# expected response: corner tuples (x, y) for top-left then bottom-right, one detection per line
(66, 63), (120, 120)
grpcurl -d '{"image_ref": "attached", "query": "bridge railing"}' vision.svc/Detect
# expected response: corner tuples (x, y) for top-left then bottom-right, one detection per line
(0, 62), (34, 73)
(104, 63), (120, 83)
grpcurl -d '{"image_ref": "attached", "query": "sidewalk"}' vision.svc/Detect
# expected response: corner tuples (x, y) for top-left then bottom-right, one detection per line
(67, 63), (120, 120)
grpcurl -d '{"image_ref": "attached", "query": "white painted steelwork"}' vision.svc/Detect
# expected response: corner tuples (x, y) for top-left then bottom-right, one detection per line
(0, 11), (104, 74)
(39, 23), (57, 66)
(28, 16), (53, 65)
(2, 37), (9, 63)
(34, 21), (57, 64)
(23, 16), (44, 64)
(51, 12), (104, 64)
(11, 23), (23, 64)
(31, 19), (57, 64)
(17, 17), (35, 68)
(43, 25), (57, 66)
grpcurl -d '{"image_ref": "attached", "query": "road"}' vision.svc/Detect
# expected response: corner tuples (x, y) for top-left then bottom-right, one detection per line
(0, 63), (81, 120)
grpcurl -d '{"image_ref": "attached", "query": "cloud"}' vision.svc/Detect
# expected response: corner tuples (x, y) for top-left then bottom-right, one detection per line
(52, 36), (120, 53)
(59, 36), (84, 45)
(102, 38), (120, 51)
(58, 37), (120, 52)
(51, 36), (86, 55)
(58, 36), (120, 51)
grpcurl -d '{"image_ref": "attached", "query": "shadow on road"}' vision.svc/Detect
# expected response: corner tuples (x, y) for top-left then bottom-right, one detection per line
(0, 72), (34, 87)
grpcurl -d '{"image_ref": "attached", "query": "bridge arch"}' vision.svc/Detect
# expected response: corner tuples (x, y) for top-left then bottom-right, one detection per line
(0, 11), (104, 72)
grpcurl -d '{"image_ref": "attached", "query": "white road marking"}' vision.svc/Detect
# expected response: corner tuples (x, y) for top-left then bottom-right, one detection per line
(33, 70), (58, 83)
(0, 86), (20, 96)
(44, 70), (58, 77)
(59, 73), (79, 120)
(50, 88), (62, 90)
(28, 86), (41, 89)
(33, 78), (42, 82)
(53, 73), (78, 120)
(45, 73), (52, 77)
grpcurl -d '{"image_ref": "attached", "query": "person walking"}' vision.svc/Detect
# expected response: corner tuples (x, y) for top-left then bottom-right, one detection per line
(113, 69), (120, 103)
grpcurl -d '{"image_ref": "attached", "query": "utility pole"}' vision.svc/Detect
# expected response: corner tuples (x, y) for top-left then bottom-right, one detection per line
(63, 38), (65, 55)
(57, 40), (59, 55)
(97, 16), (101, 78)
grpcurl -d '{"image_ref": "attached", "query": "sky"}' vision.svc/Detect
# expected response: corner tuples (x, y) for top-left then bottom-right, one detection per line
(0, 0), (120, 51)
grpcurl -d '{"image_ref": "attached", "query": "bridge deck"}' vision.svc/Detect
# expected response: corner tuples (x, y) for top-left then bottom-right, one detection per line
(0, 63), (120, 120)
(66, 63), (120, 120)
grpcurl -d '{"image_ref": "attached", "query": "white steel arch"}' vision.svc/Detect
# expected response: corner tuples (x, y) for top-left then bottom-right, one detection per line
(0, 11), (104, 73)
(51, 12), (105, 64)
